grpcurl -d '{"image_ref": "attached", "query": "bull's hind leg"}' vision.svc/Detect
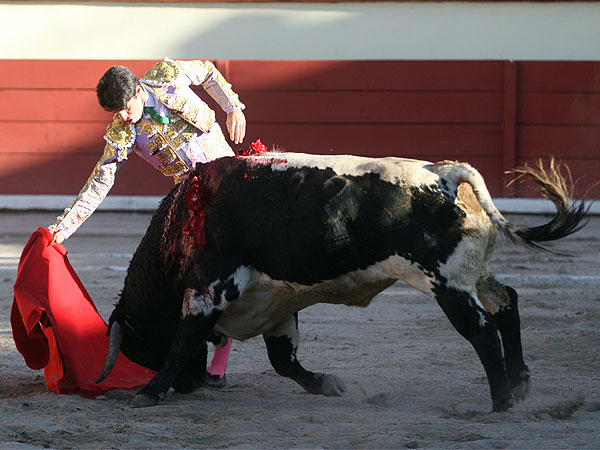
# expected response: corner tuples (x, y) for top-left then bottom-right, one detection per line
(131, 273), (245, 407)
(433, 283), (513, 412)
(263, 313), (347, 396)
(477, 276), (531, 402)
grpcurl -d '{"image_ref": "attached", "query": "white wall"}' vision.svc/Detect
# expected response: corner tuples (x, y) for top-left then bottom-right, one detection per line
(1, 2), (599, 60)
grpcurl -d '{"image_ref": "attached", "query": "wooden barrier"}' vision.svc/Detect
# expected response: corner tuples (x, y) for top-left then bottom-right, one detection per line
(1, 59), (598, 197)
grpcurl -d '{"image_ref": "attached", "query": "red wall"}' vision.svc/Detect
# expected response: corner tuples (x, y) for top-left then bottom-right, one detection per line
(0, 59), (598, 198)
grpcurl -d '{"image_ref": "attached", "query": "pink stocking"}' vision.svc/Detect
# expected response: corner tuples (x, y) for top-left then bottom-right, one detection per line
(208, 338), (232, 377)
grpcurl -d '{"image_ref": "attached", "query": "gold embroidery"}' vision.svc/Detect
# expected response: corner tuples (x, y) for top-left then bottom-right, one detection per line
(142, 120), (192, 175)
(156, 148), (177, 165)
(106, 115), (134, 147)
(154, 89), (170, 105)
(146, 139), (160, 154)
(172, 96), (187, 112)
(171, 118), (186, 132)
(99, 145), (116, 168)
(162, 126), (184, 148)
(150, 135), (168, 154)
(144, 84), (215, 133)
(169, 118), (196, 142)
(143, 60), (179, 83)
(182, 129), (195, 142)
(158, 160), (188, 176)
(137, 122), (155, 137)
(214, 70), (237, 97)
(173, 135), (185, 148)
(187, 105), (201, 123)
(199, 113), (215, 132)
(51, 143), (119, 235)
(165, 126), (176, 140)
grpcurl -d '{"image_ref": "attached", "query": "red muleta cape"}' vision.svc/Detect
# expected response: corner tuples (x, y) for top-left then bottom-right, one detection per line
(11, 227), (155, 398)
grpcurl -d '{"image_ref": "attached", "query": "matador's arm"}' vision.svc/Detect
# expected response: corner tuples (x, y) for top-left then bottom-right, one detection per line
(173, 59), (245, 114)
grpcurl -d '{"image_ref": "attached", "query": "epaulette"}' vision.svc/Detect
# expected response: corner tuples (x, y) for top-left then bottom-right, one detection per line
(104, 114), (136, 151)
(141, 59), (180, 86)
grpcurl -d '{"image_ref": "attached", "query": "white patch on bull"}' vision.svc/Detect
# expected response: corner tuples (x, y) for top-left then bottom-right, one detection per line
(181, 288), (212, 318)
(213, 253), (438, 341)
(252, 153), (439, 187)
(437, 234), (492, 326)
(209, 266), (251, 306)
(230, 265), (251, 296)
(427, 161), (509, 229)
(476, 309), (488, 328)
(181, 268), (250, 318)
(265, 315), (299, 357)
(366, 254), (437, 296)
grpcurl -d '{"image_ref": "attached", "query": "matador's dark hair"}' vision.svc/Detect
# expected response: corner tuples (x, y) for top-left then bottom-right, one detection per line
(96, 65), (140, 112)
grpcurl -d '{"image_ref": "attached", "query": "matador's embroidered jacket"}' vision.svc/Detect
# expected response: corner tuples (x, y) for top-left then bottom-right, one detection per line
(52, 58), (244, 239)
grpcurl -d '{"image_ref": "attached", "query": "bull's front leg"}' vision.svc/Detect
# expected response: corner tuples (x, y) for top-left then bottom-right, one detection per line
(263, 313), (347, 397)
(131, 286), (228, 407)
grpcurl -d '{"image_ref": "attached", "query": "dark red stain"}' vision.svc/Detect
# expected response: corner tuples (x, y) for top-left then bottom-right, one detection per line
(184, 176), (210, 250)
(180, 148), (289, 253)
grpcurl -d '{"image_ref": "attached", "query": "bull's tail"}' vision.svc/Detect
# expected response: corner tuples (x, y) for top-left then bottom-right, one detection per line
(431, 158), (589, 253)
(95, 321), (124, 384)
(503, 159), (590, 252)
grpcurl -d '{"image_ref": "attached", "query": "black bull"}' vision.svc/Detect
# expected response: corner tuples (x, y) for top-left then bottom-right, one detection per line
(97, 153), (588, 411)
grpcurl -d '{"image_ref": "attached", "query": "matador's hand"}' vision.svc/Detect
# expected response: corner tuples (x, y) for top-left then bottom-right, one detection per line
(226, 109), (246, 145)
(50, 230), (66, 246)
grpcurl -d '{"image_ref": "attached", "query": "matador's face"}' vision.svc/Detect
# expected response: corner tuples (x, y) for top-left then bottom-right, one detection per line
(118, 85), (146, 124)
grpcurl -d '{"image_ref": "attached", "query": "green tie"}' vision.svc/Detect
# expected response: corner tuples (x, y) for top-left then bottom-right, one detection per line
(144, 106), (170, 124)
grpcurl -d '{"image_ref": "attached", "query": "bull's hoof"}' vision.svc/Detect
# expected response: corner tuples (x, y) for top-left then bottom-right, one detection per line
(510, 369), (531, 403)
(173, 373), (205, 394)
(491, 397), (514, 413)
(130, 393), (159, 408)
(511, 377), (532, 403)
(314, 373), (347, 397)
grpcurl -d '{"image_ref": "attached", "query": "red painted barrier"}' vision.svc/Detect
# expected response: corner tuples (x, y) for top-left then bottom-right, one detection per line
(1, 59), (598, 198)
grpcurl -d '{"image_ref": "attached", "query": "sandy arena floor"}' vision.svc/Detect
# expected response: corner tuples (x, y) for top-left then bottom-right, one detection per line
(1, 210), (599, 449)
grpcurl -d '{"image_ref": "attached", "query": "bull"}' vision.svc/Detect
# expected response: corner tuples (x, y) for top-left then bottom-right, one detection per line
(97, 152), (588, 412)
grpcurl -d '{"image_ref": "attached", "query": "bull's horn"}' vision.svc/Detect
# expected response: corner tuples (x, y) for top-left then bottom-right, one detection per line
(95, 322), (124, 383)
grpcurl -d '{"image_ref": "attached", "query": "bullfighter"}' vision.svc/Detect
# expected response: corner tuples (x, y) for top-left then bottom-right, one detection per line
(48, 58), (246, 388)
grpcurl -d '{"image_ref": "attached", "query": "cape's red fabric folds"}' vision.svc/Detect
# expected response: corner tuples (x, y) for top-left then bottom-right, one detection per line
(11, 227), (155, 398)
